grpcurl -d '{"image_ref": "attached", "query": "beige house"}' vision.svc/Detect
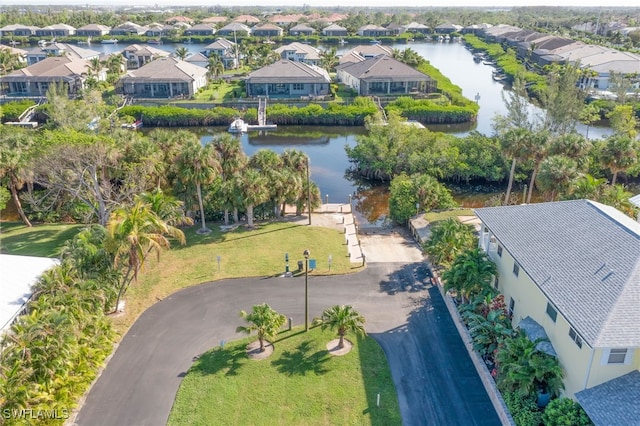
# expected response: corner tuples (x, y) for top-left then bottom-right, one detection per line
(245, 60), (330, 98)
(336, 55), (435, 96)
(274, 42), (321, 65)
(122, 44), (169, 70)
(0, 56), (98, 97)
(475, 200), (640, 425)
(117, 57), (207, 98)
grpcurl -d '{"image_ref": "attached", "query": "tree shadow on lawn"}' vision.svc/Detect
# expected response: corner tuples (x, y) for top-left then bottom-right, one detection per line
(175, 222), (304, 249)
(379, 262), (432, 295)
(0, 225), (82, 256)
(190, 343), (247, 377)
(271, 340), (330, 376)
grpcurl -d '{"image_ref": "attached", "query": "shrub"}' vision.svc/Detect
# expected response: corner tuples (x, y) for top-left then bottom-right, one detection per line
(542, 398), (593, 426)
(502, 391), (543, 426)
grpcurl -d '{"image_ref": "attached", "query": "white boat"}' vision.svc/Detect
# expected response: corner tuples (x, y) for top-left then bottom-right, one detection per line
(101, 39), (118, 44)
(228, 118), (248, 133)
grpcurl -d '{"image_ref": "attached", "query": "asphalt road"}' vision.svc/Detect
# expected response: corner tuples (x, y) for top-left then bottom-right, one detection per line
(75, 262), (501, 426)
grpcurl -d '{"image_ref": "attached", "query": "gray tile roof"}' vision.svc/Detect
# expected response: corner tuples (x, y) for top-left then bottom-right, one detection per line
(575, 370), (640, 425)
(475, 200), (640, 348)
(246, 60), (329, 84)
(337, 55), (432, 82)
(120, 57), (207, 82)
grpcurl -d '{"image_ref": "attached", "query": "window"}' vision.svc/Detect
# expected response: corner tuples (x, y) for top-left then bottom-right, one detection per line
(545, 302), (557, 323)
(569, 327), (583, 349)
(608, 349), (628, 364)
(508, 297), (515, 318)
(497, 245), (503, 257)
(513, 263), (520, 277)
(494, 276), (499, 290)
(292, 83), (304, 90)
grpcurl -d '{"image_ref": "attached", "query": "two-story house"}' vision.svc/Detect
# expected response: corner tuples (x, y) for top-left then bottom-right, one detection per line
(475, 200), (640, 425)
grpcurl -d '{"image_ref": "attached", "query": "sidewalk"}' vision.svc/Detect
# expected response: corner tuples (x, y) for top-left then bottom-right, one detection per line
(315, 203), (364, 264)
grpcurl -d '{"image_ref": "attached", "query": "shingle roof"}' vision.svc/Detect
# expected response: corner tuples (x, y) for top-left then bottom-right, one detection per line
(120, 57), (207, 82)
(1, 56), (88, 81)
(575, 370), (640, 425)
(246, 60), (329, 84)
(475, 200), (640, 348)
(337, 55), (432, 82)
(275, 42), (321, 60)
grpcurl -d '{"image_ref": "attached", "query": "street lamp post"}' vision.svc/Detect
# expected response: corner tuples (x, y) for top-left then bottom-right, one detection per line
(306, 156), (311, 226)
(303, 249), (310, 331)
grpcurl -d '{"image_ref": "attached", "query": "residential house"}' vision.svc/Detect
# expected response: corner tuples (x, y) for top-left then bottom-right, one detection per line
(251, 24), (283, 38)
(202, 38), (237, 69)
(0, 56), (98, 96)
(117, 56), (208, 98)
(201, 16), (228, 25)
(482, 24), (521, 42)
(356, 25), (393, 37)
(326, 13), (348, 22)
(35, 24), (76, 38)
(322, 23), (348, 37)
(268, 14), (303, 26)
(0, 24), (38, 37)
(184, 53), (209, 69)
(385, 24), (406, 36)
(244, 60), (330, 98)
(110, 22), (148, 36)
(145, 23), (174, 38)
(434, 23), (463, 34)
(216, 23), (251, 37)
(76, 24), (111, 37)
(165, 16), (194, 25)
(184, 24), (217, 36)
(529, 37), (584, 65)
(571, 49), (640, 91)
(403, 22), (431, 35)
(26, 43), (100, 65)
(475, 200), (640, 425)
(461, 23), (492, 35)
(336, 55), (435, 95)
(233, 15), (260, 25)
(122, 44), (170, 69)
(339, 44), (393, 64)
(289, 24), (316, 36)
(0, 45), (27, 66)
(274, 42), (321, 66)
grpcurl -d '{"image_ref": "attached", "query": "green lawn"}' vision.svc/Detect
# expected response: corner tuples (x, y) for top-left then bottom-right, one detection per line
(192, 82), (238, 102)
(168, 326), (401, 426)
(0, 222), (84, 257)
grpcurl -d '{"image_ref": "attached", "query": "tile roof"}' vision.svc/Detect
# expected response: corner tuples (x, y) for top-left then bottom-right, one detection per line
(344, 44), (393, 58)
(337, 55), (432, 82)
(275, 42), (321, 60)
(246, 60), (330, 84)
(201, 16), (228, 24)
(233, 15), (260, 24)
(475, 200), (640, 348)
(205, 38), (235, 50)
(2, 56), (88, 81)
(575, 370), (640, 426)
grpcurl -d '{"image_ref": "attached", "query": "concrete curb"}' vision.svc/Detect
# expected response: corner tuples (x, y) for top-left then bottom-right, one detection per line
(431, 269), (515, 426)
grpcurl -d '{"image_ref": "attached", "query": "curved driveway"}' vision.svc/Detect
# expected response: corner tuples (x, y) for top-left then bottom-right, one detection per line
(75, 262), (500, 426)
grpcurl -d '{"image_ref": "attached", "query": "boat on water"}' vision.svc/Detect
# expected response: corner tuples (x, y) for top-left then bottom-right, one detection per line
(101, 39), (118, 44)
(228, 118), (248, 133)
(147, 39), (162, 45)
(492, 71), (508, 82)
(473, 54), (483, 63)
(369, 39), (381, 45)
(121, 119), (143, 130)
(338, 38), (347, 45)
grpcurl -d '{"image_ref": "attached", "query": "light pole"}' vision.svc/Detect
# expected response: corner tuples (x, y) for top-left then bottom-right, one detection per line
(303, 249), (310, 331)
(348, 193), (352, 212)
(306, 156), (311, 226)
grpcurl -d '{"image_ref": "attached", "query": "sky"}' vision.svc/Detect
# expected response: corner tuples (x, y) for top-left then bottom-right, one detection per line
(6, 0), (640, 7)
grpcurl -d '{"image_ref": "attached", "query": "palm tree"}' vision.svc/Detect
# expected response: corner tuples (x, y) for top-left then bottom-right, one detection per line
(206, 54), (224, 82)
(496, 333), (564, 399)
(567, 174), (607, 201)
(500, 128), (531, 205)
(236, 167), (268, 227)
(176, 139), (221, 234)
(250, 149), (285, 217)
(319, 305), (366, 350)
(424, 218), (476, 268)
(536, 155), (579, 201)
(442, 247), (497, 303)
(601, 134), (638, 185)
(106, 199), (186, 312)
(319, 47), (339, 72)
(87, 57), (103, 78)
(236, 303), (286, 353)
(137, 188), (193, 227)
(0, 126), (33, 227)
(175, 46), (190, 61)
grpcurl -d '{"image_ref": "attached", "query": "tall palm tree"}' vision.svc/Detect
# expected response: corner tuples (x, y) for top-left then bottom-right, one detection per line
(319, 305), (367, 350)
(0, 126), (33, 226)
(87, 57), (103, 79)
(250, 150), (285, 217)
(206, 54), (224, 81)
(137, 188), (193, 227)
(236, 167), (268, 227)
(106, 199), (186, 312)
(175, 46), (190, 61)
(500, 128), (531, 205)
(176, 139), (221, 234)
(236, 303), (286, 353)
(522, 130), (551, 204)
(319, 47), (339, 72)
(601, 134), (638, 185)
(214, 135), (247, 225)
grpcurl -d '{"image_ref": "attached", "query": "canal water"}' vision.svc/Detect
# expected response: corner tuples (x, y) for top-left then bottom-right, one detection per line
(24, 41), (618, 224)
